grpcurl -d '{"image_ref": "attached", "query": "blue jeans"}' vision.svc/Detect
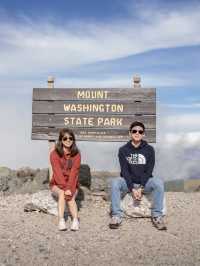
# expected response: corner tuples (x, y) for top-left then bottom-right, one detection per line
(110, 177), (165, 218)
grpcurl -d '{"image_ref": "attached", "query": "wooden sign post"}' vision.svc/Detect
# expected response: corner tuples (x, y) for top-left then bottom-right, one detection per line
(47, 76), (55, 180)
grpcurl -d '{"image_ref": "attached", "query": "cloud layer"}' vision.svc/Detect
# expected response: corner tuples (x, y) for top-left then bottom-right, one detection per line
(1, 4), (200, 78)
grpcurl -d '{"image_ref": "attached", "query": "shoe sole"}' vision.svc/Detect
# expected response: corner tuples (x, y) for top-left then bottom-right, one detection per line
(157, 226), (167, 230)
(152, 223), (167, 231)
(71, 228), (79, 231)
(59, 228), (67, 231)
(109, 223), (121, 229)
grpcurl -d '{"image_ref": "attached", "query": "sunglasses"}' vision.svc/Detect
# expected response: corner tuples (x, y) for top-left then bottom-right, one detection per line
(131, 129), (144, 135)
(62, 136), (73, 141)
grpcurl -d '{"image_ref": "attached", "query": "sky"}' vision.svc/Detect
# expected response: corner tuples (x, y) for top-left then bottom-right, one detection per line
(0, 0), (200, 180)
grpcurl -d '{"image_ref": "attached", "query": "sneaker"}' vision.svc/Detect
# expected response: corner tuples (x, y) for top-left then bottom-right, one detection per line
(109, 216), (122, 229)
(58, 218), (67, 231)
(151, 216), (167, 230)
(71, 218), (79, 231)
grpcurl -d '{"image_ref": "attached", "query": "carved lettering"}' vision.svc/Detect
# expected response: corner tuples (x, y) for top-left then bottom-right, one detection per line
(77, 90), (108, 99)
(63, 103), (123, 113)
(64, 117), (94, 126)
(64, 117), (123, 127)
(97, 117), (123, 126)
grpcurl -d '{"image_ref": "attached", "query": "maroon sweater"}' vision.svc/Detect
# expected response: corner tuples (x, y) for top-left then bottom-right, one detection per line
(49, 150), (81, 199)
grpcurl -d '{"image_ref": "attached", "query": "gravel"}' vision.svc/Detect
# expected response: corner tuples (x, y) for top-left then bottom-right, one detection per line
(0, 191), (200, 266)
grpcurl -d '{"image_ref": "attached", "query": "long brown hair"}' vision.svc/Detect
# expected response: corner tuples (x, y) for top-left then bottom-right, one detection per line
(55, 128), (79, 157)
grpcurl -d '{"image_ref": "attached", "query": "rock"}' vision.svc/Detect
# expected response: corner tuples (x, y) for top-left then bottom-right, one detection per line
(34, 168), (49, 185)
(121, 194), (152, 217)
(7, 177), (20, 193)
(121, 193), (167, 218)
(16, 167), (37, 178)
(26, 190), (58, 215)
(91, 176), (106, 191)
(79, 164), (91, 188)
(195, 185), (200, 192)
(76, 186), (85, 202)
(0, 167), (13, 192)
(90, 175), (113, 192)
(0, 176), (9, 192)
(19, 179), (48, 194)
(24, 202), (48, 213)
(0, 165), (92, 195)
(0, 166), (12, 177)
(23, 187), (87, 216)
(16, 167), (37, 183)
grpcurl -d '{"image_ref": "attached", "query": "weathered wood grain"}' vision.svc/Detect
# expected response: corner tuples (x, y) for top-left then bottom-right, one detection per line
(32, 100), (156, 115)
(32, 127), (156, 142)
(32, 87), (156, 142)
(32, 114), (156, 128)
(33, 88), (156, 101)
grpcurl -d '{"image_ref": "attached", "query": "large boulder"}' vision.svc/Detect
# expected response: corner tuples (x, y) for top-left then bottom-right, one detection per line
(79, 164), (91, 188)
(24, 188), (87, 215)
(121, 193), (167, 218)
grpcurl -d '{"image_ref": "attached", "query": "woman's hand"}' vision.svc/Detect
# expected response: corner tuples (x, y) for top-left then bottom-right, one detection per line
(64, 189), (72, 196)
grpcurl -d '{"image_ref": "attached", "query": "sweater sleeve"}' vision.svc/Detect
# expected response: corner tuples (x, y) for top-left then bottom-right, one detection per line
(65, 153), (81, 193)
(140, 146), (155, 187)
(118, 148), (134, 191)
(50, 151), (67, 190)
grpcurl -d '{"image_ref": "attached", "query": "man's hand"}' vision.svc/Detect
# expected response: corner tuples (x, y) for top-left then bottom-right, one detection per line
(64, 190), (72, 196)
(132, 188), (143, 200)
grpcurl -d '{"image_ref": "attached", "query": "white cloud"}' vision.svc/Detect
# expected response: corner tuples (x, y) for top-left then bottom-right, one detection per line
(158, 132), (200, 147)
(0, 100), (48, 168)
(0, 4), (200, 77)
(154, 109), (200, 180)
(162, 113), (200, 132)
(55, 73), (187, 88)
(163, 103), (200, 109)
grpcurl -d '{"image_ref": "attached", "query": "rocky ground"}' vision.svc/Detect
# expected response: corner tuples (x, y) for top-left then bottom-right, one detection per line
(0, 190), (200, 266)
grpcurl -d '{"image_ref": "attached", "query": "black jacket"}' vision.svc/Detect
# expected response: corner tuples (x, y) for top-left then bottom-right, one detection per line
(118, 140), (155, 190)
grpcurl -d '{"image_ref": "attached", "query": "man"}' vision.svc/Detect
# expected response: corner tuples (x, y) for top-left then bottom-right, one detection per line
(109, 121), (167, 230)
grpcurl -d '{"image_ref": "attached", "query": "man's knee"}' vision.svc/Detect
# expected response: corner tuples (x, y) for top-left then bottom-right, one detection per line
(111, 177), (123, 190)
(152, 178), (164, 192)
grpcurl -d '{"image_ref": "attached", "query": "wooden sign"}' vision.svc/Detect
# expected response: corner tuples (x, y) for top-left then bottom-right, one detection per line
(32, 87), (156, 142)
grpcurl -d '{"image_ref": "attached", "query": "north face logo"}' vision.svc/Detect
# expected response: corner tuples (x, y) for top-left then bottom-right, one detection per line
(126, 153), (146, 164)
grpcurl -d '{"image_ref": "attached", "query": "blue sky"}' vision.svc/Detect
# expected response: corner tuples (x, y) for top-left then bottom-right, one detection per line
(0, 0), (200, 179)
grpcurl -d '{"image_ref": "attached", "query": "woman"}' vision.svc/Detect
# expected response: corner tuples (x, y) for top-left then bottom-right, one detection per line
(50, 128), (81, 231)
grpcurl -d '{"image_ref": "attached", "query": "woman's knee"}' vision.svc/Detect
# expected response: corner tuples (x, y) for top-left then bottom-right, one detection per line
(51, 186), (65, 199)
(66, 196), (75, 204)
(58, 189), (65, 199)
